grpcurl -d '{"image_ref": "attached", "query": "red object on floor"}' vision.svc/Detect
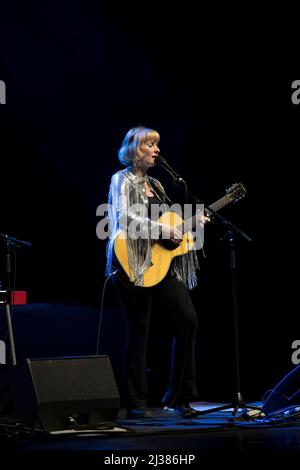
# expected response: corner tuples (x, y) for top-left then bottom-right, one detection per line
(10, 291), (27, 305)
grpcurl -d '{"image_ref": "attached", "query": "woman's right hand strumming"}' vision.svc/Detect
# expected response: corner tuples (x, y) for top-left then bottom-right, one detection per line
(160, 224), (183, 245)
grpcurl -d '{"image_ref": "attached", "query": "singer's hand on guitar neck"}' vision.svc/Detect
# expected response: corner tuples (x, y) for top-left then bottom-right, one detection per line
(196, 214), (210, 227)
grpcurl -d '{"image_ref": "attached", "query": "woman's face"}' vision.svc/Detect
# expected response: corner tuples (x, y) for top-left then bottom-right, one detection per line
(139, 139), (160, 170)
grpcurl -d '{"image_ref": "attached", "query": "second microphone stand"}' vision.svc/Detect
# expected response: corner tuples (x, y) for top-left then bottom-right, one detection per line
(0, 234), (32, 367)
(156, 157), (261, 418)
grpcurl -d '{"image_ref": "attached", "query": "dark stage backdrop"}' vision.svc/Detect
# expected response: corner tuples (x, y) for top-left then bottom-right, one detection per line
(0, 2), (297, 404)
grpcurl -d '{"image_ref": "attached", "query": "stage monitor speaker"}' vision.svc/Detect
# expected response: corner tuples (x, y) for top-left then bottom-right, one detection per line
(262, 365), (300, 414)
(0, 355), (120, 431)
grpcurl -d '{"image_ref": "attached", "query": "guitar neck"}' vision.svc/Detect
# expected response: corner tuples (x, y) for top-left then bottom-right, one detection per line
(206, 194), (232, 214)
(182, 194), (233, 233)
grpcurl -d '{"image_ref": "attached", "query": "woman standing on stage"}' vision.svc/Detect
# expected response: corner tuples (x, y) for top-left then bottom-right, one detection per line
(106, 126), (209, 418)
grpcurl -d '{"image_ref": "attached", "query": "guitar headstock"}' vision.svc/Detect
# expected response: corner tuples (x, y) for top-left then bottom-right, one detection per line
(226, 183), (247, 203)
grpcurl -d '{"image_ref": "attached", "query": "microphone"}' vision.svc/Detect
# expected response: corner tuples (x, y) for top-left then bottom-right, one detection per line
(155, 155), (167, 164)
(155, 156), (186, 184)
(0, 233), (32, 248)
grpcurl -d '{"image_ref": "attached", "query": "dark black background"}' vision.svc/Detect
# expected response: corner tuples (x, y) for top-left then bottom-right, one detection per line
(0, 1), (297, 404)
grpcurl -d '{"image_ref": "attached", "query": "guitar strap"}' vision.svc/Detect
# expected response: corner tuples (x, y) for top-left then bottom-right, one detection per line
(149, 178), (173, 205)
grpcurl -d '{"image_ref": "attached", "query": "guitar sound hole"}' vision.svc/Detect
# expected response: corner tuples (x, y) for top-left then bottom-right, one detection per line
(157, 239), (180, 251)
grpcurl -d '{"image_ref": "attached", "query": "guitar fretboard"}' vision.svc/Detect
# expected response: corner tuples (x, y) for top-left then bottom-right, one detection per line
(206, 194), (232, 214)
(182, 194), (233, 233)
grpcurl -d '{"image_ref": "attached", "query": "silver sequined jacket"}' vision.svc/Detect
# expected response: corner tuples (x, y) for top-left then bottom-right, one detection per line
(105, 167), (199, 289)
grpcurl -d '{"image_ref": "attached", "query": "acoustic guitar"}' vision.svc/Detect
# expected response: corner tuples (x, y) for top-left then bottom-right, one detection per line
(114, 183), (247, 287)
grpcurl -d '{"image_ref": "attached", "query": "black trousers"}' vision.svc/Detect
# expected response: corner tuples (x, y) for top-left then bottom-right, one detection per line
(112, 270), (198, 409)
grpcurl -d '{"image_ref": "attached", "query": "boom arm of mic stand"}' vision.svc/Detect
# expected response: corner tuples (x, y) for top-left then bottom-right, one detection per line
(165, 167), (184, 185)
(157, 161), (186, 185)
(206, 207), (252, 243)
(201, 202), (252, 243)
(157, 162), (251, 242)
(0, 233), (32, 248)
(182, 189), (252, 243)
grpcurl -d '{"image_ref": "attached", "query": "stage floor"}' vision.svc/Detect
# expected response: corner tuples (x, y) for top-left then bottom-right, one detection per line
(2, 402), (300, 465)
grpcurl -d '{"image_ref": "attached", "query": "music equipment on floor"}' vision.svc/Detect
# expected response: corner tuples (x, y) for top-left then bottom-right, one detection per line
(0, 355), (120, 431)
(262, 365), (300, 415)
(0, 290), (27, 305)
(114, 183), (247, 287)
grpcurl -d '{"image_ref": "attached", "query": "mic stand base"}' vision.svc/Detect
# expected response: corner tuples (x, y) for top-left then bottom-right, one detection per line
(196, 395), (262, 419)
(197, 229), (258, 421)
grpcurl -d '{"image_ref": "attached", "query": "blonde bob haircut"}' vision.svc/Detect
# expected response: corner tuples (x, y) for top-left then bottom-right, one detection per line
(118, 126), (160, 167)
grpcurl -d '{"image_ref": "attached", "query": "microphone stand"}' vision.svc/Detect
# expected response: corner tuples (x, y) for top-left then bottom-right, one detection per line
(155, 156), (187, 187)
(156, 157), (260, 418)
(0, 234), (32, 367)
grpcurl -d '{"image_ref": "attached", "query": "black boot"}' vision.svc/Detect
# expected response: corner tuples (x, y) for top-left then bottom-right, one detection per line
(173, 404), (201, 418)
